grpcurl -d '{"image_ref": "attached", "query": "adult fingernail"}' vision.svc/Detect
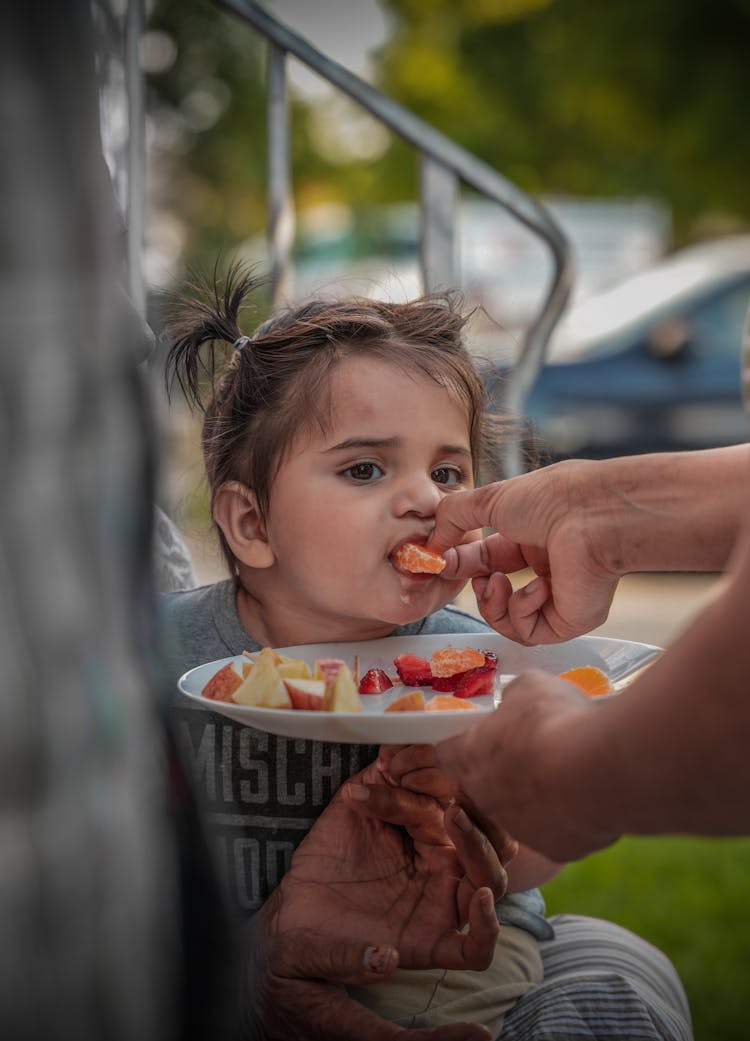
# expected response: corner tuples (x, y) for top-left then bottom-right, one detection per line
(347, 782), (371, 801)
(454, 807), (473, 833)
(523, 577), (543, 596)
(480, 890), (495, 916)
(501, 836), (519, 861)
(474, 576), (489, 600)
(364, 944), (397, 974)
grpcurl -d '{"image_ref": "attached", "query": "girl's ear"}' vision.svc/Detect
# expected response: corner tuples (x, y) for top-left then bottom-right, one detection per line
(213, 481), (275, 569)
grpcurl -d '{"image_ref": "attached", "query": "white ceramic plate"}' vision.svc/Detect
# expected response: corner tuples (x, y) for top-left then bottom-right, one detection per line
(177, 632), (661, 744)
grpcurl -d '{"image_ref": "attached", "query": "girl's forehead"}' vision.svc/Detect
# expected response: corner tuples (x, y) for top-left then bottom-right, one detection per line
(281, 353), (474, 465)
(322, 355), (472, 437)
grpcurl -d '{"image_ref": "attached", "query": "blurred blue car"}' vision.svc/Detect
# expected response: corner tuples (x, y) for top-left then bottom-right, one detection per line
(492, 235), (750, 461)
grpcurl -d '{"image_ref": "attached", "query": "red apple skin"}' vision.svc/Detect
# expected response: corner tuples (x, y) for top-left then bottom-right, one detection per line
(202, 662), (243, 702)
(285, 678), (326, 711)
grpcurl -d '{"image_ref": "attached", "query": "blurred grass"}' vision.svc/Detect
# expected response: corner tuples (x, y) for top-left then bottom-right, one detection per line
(541, 836), (750, 1041)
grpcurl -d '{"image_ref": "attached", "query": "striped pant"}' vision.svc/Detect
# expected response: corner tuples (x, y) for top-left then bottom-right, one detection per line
(499, 914), (693, 1040)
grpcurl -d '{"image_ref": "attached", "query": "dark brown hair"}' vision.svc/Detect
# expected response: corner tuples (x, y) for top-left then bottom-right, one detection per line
(165, 263), (507, 575)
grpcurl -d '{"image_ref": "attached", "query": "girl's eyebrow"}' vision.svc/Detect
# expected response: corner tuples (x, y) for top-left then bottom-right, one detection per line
(325, 436), (398, 453)
(325, 436), (471, 457)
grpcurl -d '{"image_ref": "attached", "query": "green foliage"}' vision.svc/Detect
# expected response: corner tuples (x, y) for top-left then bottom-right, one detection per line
(149, 0), (750, 278)
(376, 0), (750, 238)
(542, 835), (750, 1040)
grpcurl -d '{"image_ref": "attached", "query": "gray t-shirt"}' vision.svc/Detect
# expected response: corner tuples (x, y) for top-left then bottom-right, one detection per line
(160, 580), (550, 936)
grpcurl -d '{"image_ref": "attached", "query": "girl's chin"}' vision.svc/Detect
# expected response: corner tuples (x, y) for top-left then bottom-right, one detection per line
(385, 587), (452, 625)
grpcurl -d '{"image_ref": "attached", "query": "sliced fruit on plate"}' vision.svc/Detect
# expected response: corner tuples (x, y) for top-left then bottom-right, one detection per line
(385, 690), (426, 712)
(393, 653), (433, 686)
(232, 647), (292, 709)
(559, 665), (613, 697)
(359, 667), (394, 694)
(315, 657), (347, 689)
(323, 664), (363, 713)
(202, 661), (243, 702)
(453, 663), (497, 699)
(393, 542), (446, 574)
(426, 694), (480, 711)
(431, 651), (499, 695)
(430, 646), (486, 678)
(277, 658), (313, 681)
(285, 677), (326, 711)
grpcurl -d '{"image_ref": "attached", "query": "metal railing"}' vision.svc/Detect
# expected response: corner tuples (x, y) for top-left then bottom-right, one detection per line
(116, 0), (571, 474)
(217, 0), (574, 476)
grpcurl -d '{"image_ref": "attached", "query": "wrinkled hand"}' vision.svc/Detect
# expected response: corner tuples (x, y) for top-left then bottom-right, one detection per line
(428, 465), (621, 644)
(250, 760), (506, 1040)
(376, 743), (518, 865)
(270, 760), (507, 968)
(435, 670), (621, 861)
(253, 923), (492, 1041)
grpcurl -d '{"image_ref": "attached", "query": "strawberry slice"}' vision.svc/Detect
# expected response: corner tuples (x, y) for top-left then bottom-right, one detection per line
(358, 668), (394, 695)
(453, 663), (497, 699)
(393, 653), (433, 686)
(430, 673), (461, 692)
(431, 651), (499, 691)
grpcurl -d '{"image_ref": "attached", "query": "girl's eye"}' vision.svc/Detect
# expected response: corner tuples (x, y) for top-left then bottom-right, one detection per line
(432, 465), (465, 487)
(344, 462), (384, 482)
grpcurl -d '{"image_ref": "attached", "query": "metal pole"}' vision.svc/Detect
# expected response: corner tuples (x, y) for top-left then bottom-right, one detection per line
(267, 43), (295, 305)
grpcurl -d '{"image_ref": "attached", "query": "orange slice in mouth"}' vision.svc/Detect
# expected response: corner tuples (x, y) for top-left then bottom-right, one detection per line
(393, 542), (446, 575)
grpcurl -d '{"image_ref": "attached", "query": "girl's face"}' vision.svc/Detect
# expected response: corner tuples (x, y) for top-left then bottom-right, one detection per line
(238, 355), (481, 647)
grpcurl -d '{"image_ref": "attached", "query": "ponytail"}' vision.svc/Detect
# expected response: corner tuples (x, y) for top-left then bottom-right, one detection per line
(164, 262), (266, 411)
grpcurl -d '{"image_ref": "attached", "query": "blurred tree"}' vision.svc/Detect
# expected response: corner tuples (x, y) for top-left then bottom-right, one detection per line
(148, 0), (267, 273)
(148, 0), (346, 281)
(148, 0), (750, 283)
(374, 0), (750, 239)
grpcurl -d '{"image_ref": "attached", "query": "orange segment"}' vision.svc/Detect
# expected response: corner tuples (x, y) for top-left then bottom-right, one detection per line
(430, 646), (486, 678)
(393, 542), (446, 574)
(426, 694), (480, 711)
(559, 665), (613, 697)
(385, 690), (426, 712)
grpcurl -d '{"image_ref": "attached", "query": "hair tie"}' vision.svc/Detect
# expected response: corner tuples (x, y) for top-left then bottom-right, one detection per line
(234, 335), (252, 351)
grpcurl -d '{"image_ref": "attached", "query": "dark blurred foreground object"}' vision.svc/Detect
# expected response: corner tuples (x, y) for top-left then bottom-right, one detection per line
(0, 3), (234, 1039)
(485, 235), (750, 461)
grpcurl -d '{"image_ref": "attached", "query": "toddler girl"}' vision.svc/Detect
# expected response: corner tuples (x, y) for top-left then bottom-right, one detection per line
(160, 266), (558, 1033)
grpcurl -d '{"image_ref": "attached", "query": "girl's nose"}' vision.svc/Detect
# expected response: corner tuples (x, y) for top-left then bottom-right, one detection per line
(391, 472), (442, 518)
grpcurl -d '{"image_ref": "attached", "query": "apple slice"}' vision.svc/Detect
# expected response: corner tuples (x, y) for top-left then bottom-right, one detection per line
(232, 647), (291, 709)
(324, 664), (363, 713)
(202, 661), (243, 702)
(277, 658), (313, 681)
(285, 677), (326, 711)
(315, 657), (347, 688)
